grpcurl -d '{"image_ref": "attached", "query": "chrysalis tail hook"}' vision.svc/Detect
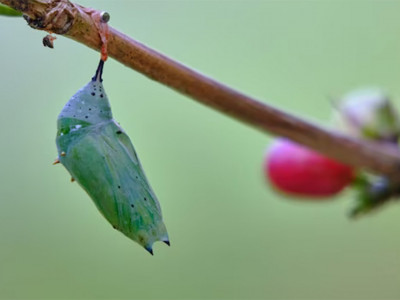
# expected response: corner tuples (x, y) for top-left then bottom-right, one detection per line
(90, 10), (108, 82)
(90, 10), (110, 61)
(92, 59), (104, 82)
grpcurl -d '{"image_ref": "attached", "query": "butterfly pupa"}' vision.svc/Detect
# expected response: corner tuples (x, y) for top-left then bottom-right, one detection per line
(56, 60), (169, 255)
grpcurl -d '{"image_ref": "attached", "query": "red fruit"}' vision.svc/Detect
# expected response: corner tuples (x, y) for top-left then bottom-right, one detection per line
(264, 138), (355, 198)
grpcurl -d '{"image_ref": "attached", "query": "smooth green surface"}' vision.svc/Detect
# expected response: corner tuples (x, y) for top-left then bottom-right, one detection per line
(1, 1), (400, 299)
(57, 113), (169, 251)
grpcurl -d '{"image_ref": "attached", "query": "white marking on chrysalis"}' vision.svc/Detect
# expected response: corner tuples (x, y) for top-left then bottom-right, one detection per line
(70, 124), (83, 133)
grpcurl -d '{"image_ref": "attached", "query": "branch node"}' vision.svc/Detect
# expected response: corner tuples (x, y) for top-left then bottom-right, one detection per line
(24, 0), (76, 34)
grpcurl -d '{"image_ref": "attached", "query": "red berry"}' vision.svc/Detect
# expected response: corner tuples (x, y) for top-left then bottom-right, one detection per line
(264, 138), (355, 198)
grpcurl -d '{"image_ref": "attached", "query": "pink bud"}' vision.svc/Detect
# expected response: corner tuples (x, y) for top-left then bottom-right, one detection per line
(264, 138), (355, 198)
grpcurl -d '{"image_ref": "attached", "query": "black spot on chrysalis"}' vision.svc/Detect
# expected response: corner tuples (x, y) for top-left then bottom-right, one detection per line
(138, 235), (145, 243)
(116, 130), (122, 134)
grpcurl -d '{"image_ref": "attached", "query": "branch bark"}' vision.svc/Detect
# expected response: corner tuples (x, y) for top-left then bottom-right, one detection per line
(2, 0), (400, 180)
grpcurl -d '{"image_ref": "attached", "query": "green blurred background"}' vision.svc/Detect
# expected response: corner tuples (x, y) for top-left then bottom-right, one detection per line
(1, 1), (400, 299)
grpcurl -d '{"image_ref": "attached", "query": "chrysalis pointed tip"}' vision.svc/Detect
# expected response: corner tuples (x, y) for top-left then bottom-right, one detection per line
(145, 246), (154, 256)
(53, 158), (60, 165)
(163, 240), (170, 246)
(92, 59), (105, 82)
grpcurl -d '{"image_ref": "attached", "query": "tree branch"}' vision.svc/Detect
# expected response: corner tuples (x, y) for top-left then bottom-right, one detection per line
(2, 0), (400, 180)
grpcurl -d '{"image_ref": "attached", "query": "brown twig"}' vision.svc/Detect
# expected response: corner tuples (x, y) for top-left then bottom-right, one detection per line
(2, 0), (400, 180)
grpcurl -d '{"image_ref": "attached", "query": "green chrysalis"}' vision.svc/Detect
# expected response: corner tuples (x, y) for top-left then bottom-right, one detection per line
(56, 60), (169, 255)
